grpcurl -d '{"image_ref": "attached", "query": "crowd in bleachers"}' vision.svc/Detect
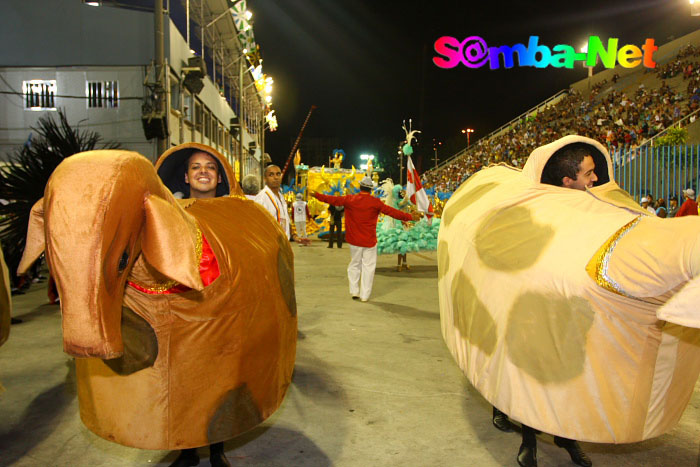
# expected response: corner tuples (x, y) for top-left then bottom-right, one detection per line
(424, 44), (700, 193)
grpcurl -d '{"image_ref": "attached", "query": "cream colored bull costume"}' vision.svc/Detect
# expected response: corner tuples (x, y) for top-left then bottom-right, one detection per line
(17, 143), (297, 450)
(438, 135), (700, 443)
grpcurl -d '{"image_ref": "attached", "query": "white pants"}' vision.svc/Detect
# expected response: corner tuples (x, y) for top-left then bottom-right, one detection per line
(295, 221), (307, 238)
(347, 245), (377, 301)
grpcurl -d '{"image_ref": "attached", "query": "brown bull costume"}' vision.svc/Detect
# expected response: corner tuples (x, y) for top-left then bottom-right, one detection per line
(18, 143), (297, 449)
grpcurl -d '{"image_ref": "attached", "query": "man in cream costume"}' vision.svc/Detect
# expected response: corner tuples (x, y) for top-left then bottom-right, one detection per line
(438, 135), (700, 463)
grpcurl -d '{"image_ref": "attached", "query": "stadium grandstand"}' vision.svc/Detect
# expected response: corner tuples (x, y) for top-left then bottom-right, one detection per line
(425, 29), (700, 206)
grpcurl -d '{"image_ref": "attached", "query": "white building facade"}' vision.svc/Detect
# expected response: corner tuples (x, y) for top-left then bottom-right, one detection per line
(0, 0), (267, 178)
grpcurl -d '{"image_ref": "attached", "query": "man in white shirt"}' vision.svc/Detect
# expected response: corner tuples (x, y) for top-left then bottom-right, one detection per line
(640, 197), (655, 215)
(255, 164), (295, 241)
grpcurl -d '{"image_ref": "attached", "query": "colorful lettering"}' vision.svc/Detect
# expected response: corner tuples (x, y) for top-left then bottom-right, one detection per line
(433, 36), (462, 69)
(433, 35), (658, 70)
(586, 36), (618, 68)
(617, 44), (642, 68)
(641, 38), (658, 68)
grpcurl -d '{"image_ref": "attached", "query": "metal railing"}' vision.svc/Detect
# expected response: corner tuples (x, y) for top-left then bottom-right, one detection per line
(613, 145), (700, 204)
(428, 89), (568, 174)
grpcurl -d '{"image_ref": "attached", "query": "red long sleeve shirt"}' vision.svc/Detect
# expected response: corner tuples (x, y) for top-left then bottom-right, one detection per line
(314, 191), (412, 247)
(676, 199), (698, 217)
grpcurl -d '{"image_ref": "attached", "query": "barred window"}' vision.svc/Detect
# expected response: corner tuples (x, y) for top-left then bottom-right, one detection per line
(183, 91), (192, 122)
(23, 80), (57, 110)
(87, 80), (119, 108)
(204, 109), (211, 139)
(195, 101), (202, 131)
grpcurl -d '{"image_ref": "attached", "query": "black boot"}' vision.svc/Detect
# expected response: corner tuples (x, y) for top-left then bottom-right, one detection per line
(209, 442), (231, 467)
(492, 406), (513, 432)
(554, 437), (592, 467)
(169, 448), (199, 467)
(517, 444), (537, 467)
(518, 425), (538, 467)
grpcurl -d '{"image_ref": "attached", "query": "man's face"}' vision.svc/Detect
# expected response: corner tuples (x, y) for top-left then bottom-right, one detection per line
(670, 199), (678, 208)
(264, 165), (282, 191)
(562, 155), (598, 191)
(185, 151), (221, 199)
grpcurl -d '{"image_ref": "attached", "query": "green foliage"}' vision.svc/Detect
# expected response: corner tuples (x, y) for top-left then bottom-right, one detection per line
(653, 127), (688, 147)
(0, 110), (120, 276)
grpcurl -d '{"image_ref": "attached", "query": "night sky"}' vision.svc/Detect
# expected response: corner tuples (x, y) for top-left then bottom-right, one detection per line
(251, 0), (700, 172)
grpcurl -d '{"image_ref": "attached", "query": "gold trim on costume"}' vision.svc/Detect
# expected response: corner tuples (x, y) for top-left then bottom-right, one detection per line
(587, 216), (641, 297)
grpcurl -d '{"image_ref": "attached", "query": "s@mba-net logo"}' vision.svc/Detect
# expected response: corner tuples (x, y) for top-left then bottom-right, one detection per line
(433, 35), (659, 70)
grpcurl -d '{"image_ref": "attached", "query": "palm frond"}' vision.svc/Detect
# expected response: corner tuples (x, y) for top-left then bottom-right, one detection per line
(0, 109), (120, 276)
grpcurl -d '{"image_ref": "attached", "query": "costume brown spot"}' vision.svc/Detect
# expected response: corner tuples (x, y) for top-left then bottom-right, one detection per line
(474, 206), (553, 272)
(451, 271), (497, 355)
(437, 240), (450, 281)
(506, 293), (594, 383)
(103, 307), (158, 375)
(207, 383), (263, 442)
(277, 235), (297, 317)
(443, 182), (498, 227)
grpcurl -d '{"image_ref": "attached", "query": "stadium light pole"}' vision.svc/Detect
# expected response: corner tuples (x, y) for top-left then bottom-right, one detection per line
(461, 128), (474, 148)
(581, 43), (593, 91)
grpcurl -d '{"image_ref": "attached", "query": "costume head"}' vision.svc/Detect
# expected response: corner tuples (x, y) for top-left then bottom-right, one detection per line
(155, 143), (236, 198)
(184, 151), (221, 199)
(540, 142), (600, 190)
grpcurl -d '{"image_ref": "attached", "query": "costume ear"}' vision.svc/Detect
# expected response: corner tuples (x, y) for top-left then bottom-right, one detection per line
(18, 198), (46, 275)
(141, 194), (204, 291)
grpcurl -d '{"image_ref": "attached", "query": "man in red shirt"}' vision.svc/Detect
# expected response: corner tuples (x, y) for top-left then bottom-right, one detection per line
(675, 188), (698, 217)
(311, 177), (420, 302)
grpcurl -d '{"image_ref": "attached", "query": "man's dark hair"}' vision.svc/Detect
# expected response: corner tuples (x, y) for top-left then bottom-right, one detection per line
(360, 185), (372, 192)
(541, 143), (593, 186)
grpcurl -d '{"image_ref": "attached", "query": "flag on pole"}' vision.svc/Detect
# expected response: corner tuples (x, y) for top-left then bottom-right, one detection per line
(405, 155), (434, 224)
